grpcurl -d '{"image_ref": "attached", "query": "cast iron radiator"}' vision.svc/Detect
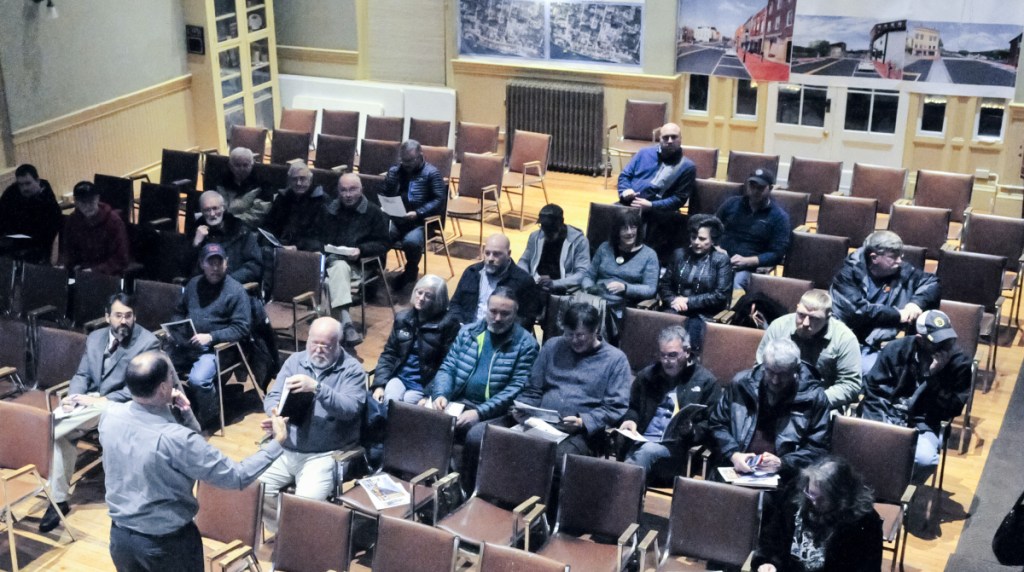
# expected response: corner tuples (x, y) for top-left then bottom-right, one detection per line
(505, 80), (604, 176)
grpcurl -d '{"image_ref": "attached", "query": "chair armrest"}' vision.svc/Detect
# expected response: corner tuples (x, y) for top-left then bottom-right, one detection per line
(1, 464), (38, 481)
(713, 308), (735, 323)
(607, 124), (619, 134)
(215, 545), (256, 572)
(0, 366), (16, 379)
(617, 522), (641, 571)
(636, 298), (658, 310)
(522, 503), (546, 552)
(147, 217), (174, 231)
(46, 380), (72, 411)
(941, 242), (957, 252)
(431, 471), (461, 522)
(83, 317), (108, 333)
(637, 529), (660, 572)
(291, 291), (314, 305)
(206, 539), (244, 567)
(242, 282), (260, 293)
(523, 160), (543, 176)
(28, 305), (59, 323)
(213, 341), (234, 352)
(481, 184), (499, 200)
(901, 484), (917, 507)
(330, 165), (349, 173)
(129, 174), (151, 183)
(794, 224), (811, 233)
(408, 467), (440, 522)
(894, 198), (913, 206)
(410, 467), (439, 487)
(511, 495), (541, 546)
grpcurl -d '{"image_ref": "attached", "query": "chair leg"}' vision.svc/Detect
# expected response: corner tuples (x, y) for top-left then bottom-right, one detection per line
(237, 345), (263, 402)
(519, 188), (527, 230)
(6, 518), (19, 572)
(214, 353), (226, 437)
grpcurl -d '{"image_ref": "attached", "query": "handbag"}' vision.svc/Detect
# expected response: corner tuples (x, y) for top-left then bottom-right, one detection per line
(992, 488), (1024, 565)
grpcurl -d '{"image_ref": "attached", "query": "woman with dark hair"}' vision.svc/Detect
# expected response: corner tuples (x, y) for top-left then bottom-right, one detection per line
(658, 213), (732, 352)
(371, 274), (460, 404)
(581, 208), (659, 343)
(753, 455), (883, 572)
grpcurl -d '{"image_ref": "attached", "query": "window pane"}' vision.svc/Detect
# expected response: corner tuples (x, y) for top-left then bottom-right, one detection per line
(870, 92), (898, 134)
(801, 86), (827, 127)
(920, 96), (946, 133)
(978, 99), (1005, 138)
(776, 84), (801, 125)
(736, 80), (758, 116)
(845, 91), (871, 131)
(688, 75), (709, 112)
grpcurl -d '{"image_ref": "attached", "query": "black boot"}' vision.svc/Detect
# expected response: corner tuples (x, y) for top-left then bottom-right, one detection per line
(39, 501), (70, 533)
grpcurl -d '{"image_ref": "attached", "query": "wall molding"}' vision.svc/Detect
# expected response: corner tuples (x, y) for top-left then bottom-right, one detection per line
(451, 59), (680, 92)
(277, 45), (359, 66)
(12, 75), (192, 146)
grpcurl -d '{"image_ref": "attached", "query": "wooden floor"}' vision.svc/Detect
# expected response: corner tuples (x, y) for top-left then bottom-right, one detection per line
(4, 171), (1021, 571)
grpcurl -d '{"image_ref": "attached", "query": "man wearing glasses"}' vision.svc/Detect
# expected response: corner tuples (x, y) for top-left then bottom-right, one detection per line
(617, 122), (696, 258)
(191, 191), (263, 285)
(830, 230), (939, 374)
(262, 162), (328, 252)
(617, 325), (720, 484)
(757, 290), (862, 411)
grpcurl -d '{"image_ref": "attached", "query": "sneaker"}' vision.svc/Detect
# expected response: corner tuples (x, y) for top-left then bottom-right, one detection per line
(343, 323), (363, 346)
(39, 501), (70, 533)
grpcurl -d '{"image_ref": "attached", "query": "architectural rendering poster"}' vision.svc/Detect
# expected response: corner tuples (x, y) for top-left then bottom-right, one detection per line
(676, 0), (796, 82)
(791, 0), (1024, 96)
(458, 0), (644, 68)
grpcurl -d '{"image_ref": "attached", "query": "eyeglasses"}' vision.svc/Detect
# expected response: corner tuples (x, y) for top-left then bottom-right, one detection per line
(659, 351), (687, 360)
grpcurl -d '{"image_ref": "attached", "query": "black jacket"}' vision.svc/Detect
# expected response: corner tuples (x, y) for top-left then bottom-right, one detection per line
(858, 336), (972, 434)
(319, 196), (391, 261)
(830, 247), (940, 347)
(708, 363), (831, 478)
(752, 482), (883, 572)
(191, 212), (263, 285)
(372, 309), (461, 389)
(622, 361), (721, 445)
(263, 186), (328, 252)
(658, 247), (733, 317)
(449, 261), (541, 329)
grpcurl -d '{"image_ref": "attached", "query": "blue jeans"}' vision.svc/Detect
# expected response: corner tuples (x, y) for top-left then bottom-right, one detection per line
(912, 430), (941, 485)
(733, 269), (752, 291)
(183, 352), (219, 427)
(391, 222), (425, 278)
(625, 441), (686, 484)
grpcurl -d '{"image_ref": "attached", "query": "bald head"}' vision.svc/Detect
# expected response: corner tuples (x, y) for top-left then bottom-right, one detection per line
(125, 351), (174, 400)
(306, 317), (344, 368)
(659, 122), (682, 157)
(482, 234), (512, 276)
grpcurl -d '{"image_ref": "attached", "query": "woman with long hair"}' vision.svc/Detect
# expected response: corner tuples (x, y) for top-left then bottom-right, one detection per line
(753, 455), (882, 572)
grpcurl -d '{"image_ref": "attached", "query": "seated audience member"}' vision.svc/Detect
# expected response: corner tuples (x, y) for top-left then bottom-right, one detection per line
(63, 181), (131, 276)
(372, 275), (460, 405)
(384, 140), (448, 291)
(319, 173), (391, 345)
(716, 168), (790, 290)
(752, 456), (883, 572)
(581, 208), (659, 344)
(168, 243), (251, 427)
(514, 303), (632, 459)
(449, 233), (540, 329)
(617, 122), (695, 258)
(830, 230), (939, 374)
(658, 213), (732, 352)
(215, 147), (272, 229)
(191, 191), (263, 286)
(858, 310), (971, 484)
(618, 325), (720, 484)
(259, 317), (365, 533)
(517, 203), (590, 294)
(0, 163), (62, 264)
(40, 293), (160, 532)
(757, 290), (861, 411)
(708, 338), (830, 483)
(428, 287), (539, 488)
(262, 162), (327, 252)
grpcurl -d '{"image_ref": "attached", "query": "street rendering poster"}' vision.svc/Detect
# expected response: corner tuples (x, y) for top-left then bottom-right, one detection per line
(459, 0), (644, 68)
(791, 0), (1024, 97)
(676, 0), (796, 82)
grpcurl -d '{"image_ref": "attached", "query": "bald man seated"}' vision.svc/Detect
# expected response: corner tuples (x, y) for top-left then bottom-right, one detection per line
(449, 234), (541, 330)
(617, 122), (696, 257)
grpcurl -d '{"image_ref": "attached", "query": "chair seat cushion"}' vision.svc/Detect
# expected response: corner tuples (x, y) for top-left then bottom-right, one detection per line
(874, 502), (904, 542)
(339, 477), (433, 519)
(657, 555), (712, 571)
(501, 172), (542, 189)
(609, 139), (651, 156)
(448, 197), (488, 216)
(538, 532), (623, 572)
(265, 302), (315, 331)
(8, 389), (57, 412)
(437, 497), (517, 546)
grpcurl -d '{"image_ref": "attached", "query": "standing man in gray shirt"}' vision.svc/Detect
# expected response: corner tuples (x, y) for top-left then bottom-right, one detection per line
(100, 351), (286, 572)
(40, 293), (161, 533)
(259, 317), (366, 533)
